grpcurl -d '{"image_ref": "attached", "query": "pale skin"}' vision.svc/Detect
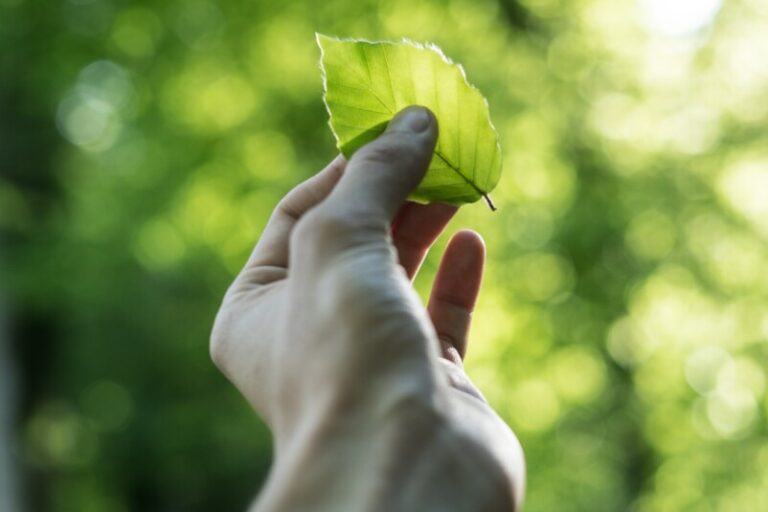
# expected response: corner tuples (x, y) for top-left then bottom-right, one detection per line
(210, 106), (525, 511)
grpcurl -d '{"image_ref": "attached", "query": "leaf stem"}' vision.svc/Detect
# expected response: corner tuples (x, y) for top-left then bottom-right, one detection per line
(483, 194), (497, 211)
(433, 151), (497, 211)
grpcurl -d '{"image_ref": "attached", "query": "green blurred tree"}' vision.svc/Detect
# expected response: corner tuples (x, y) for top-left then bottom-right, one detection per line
(1, 0), (766, 510)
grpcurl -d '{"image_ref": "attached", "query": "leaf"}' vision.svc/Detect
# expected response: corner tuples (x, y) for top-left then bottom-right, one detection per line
(317, 34), (502, 210)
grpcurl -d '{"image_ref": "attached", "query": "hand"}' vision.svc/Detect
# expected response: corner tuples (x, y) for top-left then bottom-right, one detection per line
(211, 106), (524, 511)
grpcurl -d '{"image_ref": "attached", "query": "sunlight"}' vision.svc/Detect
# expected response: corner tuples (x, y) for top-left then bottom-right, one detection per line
(717, 157), (768, 238)
(640, 0), (722, 37)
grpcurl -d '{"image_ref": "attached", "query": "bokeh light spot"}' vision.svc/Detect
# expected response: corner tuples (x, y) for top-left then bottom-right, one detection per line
(717, 156), (768, 238)
(706, 389), (757, 438)
(547, 347), (607, 404)
(111, 7), (163, 59)
(164, 66), (258, 134)
(639, 0), (722, 37)
(171, 0), (223, 49)
(134, 219), (187, 270)
(509, 378), (561, 433)
(25, 403), (98, 468)
(626, 209), (676, 261)
(56, 94), (120, 151)
(81, 381), (134, 432)
(509, 252), (574, 302)
(241, 131), (296, 179)
(684, 346), (731, 395)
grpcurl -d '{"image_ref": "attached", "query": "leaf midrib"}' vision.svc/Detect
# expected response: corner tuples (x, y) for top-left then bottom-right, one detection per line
(434, 151), (486, 198)
(365, 103), (484, 198)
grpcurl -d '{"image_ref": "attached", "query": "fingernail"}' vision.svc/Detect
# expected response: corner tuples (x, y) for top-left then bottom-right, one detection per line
(387, 106), (432, 133)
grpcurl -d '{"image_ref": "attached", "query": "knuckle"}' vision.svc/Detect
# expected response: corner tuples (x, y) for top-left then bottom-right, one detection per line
(437, 333), (464, 366)
(292, 208), (345, 245)
(355, 143), (402, 167)
(437, 358), (487, 403)
(354, 135), (422, 167)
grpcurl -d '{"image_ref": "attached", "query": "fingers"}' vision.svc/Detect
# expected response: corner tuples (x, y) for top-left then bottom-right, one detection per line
(241, 156), (346, 282)
(427, 230), (486, 362)
(321, 106), (438, 224)
(392, 202), (457, 280)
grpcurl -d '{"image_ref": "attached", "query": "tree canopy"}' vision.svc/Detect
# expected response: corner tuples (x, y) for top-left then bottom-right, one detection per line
(2, 0), (767, 510)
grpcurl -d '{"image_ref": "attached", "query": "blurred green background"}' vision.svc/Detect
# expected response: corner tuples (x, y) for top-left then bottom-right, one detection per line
(2, 0), (767, 510)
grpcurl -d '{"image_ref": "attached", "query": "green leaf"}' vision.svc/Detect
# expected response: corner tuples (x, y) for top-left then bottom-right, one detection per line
(318, 34), (502, 210)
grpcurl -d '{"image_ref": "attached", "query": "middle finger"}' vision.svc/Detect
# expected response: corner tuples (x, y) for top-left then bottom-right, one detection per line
(391, 201), (457, 280)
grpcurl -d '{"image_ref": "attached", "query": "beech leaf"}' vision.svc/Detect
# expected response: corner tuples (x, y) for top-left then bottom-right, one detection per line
(318, 34), (502, 210)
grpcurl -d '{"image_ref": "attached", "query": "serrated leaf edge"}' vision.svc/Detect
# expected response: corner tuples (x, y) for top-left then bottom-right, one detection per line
(317, 32), (502, 204)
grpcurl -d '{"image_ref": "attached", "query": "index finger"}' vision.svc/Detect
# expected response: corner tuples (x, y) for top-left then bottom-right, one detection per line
(239, 156), (346, 286)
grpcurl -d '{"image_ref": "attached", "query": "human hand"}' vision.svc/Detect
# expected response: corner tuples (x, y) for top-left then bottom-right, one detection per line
(211, 106), (524, 510)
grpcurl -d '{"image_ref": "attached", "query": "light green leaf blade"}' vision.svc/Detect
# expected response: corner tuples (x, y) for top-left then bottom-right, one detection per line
(317, 33), (502, 209)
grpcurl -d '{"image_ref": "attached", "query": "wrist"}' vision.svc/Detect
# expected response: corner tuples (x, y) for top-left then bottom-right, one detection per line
(257, 388), (444, 512)
(256, 385), (519, 512)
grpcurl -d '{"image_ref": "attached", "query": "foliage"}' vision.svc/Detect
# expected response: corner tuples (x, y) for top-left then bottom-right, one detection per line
(320, 34), (501, 207)
(2, 0), (767, 510)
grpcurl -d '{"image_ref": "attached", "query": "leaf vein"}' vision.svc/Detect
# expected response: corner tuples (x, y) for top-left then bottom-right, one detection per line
(359, 46), (392, 112)
(434, 151), (486, 197)
(381, 45), (397, 111)
(328, 103), (392, 116)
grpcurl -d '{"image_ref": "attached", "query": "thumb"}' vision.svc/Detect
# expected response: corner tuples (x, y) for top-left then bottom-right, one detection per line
(323, 106), (438, 222)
